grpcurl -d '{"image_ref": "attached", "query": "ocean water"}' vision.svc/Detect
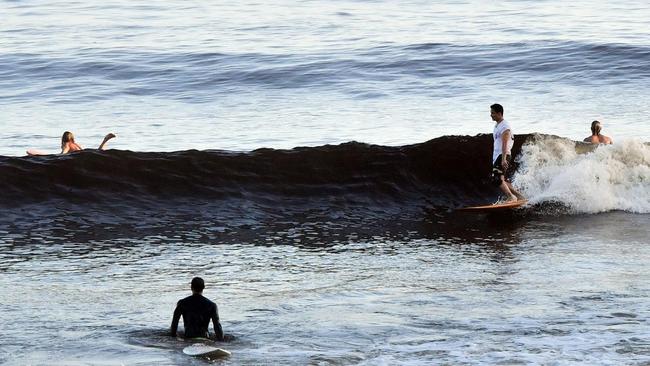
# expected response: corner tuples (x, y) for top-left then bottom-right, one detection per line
(1, 1), (650, 365)
(2, 0), (650, 154)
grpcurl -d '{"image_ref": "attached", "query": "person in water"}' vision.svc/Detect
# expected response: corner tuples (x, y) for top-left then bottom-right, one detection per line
(60, 131), (116, 154)
(490, 103), (524, 202)
(171, 277), (224, 341)
(583, 120), (612, 144)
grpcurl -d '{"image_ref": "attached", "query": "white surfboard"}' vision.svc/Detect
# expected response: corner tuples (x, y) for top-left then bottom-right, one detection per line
(183, 344), (231, 358)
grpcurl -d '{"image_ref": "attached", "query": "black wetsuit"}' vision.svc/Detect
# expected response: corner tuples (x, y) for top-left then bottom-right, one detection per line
(171, 294), (224, 340)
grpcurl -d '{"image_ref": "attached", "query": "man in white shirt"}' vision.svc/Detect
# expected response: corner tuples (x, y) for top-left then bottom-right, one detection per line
(490, 104), (524, 202)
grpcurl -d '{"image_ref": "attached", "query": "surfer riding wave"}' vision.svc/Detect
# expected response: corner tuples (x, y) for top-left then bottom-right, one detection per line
(490, 103), (524, 203)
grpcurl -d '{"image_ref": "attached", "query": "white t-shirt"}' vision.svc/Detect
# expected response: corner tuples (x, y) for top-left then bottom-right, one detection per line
(493, 119), (514, 163)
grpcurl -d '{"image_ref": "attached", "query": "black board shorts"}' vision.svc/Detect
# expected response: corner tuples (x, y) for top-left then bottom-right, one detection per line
(492, 154), (512, 184)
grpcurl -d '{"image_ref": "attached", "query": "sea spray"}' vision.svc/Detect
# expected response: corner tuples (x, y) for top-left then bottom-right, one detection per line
(515, 136), (650, 213)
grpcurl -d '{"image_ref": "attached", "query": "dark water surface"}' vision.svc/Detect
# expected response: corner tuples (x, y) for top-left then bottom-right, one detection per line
(1, 212), (649, 365)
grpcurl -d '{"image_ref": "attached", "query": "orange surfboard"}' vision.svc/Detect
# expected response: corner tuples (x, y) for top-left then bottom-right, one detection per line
(458, 199), (527, 212)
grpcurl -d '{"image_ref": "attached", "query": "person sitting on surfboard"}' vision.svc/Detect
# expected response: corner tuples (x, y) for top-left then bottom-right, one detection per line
(490, 103), (524, 203)
(61, 131), (116, 154)
(583, 120), (612, 145)
(171, 277), (225, 341)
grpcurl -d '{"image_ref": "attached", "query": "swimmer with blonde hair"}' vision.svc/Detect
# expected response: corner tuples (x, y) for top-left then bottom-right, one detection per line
(60, 131), (116, 154)
(583, 121), (612, 145)
(26, 131), (116, 156)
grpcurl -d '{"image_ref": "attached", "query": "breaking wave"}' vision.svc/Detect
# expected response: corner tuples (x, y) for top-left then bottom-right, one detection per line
(515, 136), (650, 214)
(1, 134), (648, 222)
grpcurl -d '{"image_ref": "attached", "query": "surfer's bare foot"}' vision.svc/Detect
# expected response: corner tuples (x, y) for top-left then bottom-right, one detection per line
(506, 195), (518, 202)
(98, 133), (116, 150)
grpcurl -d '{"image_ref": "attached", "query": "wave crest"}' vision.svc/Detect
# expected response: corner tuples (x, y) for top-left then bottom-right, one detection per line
(515, 135), (650, 214)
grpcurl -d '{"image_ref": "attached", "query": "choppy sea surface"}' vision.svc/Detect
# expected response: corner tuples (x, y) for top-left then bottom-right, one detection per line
(1, 1), (649, 365)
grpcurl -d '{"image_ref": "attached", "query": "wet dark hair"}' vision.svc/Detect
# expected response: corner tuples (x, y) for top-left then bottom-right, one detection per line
(591, 120), (602, 135)
(490, 103), (504, 115)
(191, 277), (205, 291)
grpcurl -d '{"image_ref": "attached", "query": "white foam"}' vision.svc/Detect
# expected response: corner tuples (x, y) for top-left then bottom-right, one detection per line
(514, 135), (650, 214)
